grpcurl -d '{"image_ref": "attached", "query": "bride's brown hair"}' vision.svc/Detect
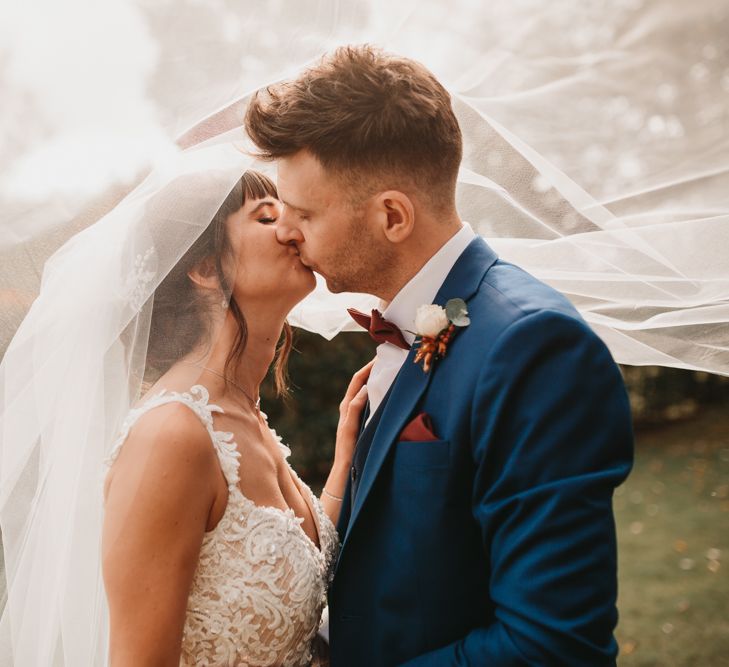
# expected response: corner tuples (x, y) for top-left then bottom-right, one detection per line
(146, 170), (292, 395)
(244, 44), (462, 213)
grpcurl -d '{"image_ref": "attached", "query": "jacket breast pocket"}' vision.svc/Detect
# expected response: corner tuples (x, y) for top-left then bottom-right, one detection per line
(392, 439), (451, 470)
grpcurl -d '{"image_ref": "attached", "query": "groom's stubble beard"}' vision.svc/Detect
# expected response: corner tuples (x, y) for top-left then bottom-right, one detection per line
(320, 209), (397, 296)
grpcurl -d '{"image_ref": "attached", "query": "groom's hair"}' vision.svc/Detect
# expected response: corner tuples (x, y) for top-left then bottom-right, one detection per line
(245, 44), (462, 212)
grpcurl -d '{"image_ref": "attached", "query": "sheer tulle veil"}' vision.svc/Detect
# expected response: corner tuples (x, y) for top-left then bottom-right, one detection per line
(1, 0), (728, 663)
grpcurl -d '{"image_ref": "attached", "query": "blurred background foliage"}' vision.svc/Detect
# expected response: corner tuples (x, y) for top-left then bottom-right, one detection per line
(263, 329), (729, 483)
(262, 330), (377, 481)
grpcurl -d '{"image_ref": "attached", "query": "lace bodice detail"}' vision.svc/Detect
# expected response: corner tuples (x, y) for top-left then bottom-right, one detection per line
(107, 385), (339, 666)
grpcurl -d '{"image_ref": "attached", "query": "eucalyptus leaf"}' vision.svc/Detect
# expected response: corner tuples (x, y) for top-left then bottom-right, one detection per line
(451, 314), (471, 327)
(446, 298), (470, 326)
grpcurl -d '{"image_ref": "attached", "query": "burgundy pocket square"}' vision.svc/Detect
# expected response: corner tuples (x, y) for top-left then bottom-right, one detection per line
(399, 412), (439, 442)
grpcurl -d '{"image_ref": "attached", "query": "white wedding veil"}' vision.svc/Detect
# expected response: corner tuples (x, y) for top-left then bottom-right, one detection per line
(1, 0), (728, 664)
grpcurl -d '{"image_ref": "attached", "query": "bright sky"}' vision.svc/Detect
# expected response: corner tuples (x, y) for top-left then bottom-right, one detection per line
(0, 0), (175, 204)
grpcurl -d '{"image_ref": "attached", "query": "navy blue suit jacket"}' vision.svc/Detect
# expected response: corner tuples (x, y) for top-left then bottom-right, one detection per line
(329, 237), (634, 666)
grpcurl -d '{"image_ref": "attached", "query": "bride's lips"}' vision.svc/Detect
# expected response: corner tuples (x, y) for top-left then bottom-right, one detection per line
(290, 248), (314, 271)
(292, 249), (312, 269)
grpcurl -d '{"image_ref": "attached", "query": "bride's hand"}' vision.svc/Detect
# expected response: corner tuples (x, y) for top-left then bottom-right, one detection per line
(320, 360), (373, 522)
(334, 360), (374, 468)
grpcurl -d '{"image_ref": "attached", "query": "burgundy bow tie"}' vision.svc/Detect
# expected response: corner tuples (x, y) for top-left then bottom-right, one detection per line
(347, 308), (411, 350)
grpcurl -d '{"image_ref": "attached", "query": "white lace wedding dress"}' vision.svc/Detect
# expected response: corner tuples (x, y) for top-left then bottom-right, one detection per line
(106, 385), (339, 666)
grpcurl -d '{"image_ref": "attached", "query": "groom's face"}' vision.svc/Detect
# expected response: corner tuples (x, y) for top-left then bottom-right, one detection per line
(275, 150), (390, 294)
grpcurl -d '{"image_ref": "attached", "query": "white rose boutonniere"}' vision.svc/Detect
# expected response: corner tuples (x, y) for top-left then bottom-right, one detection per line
(412, 298), (470, 372)
(414, 304), (450, 338)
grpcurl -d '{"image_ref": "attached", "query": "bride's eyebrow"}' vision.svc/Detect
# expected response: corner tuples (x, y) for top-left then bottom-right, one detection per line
(249, 200), (278, 215)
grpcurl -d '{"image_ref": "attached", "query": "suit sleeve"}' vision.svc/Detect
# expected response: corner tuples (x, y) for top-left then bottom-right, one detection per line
(400, 309), (634, 667)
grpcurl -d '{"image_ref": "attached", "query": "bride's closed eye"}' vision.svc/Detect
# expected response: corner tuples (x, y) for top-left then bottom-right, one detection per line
(248, 199), (281, 225)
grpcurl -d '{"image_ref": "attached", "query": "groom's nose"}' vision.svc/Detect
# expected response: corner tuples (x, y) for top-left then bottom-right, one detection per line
(276, 206), (304, 246)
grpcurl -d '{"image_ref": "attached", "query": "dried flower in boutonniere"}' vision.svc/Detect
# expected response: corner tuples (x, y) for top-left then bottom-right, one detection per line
(412, 298), (470, 372)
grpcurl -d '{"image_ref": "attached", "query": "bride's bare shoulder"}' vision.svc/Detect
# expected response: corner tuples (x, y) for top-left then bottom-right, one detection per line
(105, 401), (219, 503)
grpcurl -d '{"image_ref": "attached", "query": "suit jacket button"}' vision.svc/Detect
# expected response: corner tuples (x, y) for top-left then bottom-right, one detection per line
(351, 466), (357, 482)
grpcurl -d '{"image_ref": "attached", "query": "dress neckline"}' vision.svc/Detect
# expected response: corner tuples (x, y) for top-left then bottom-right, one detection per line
(138, 385), (324, 554)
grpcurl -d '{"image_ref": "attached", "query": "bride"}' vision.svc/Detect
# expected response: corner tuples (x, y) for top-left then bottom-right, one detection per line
(102, 169), (368, 665)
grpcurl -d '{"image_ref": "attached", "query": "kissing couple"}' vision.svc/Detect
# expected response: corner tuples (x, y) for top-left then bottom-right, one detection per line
(4, 44), (633, 667)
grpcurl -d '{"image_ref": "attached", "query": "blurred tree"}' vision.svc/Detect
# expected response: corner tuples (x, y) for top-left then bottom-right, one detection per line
(261, 330), (376, 483)
(621, 366), (729, 426)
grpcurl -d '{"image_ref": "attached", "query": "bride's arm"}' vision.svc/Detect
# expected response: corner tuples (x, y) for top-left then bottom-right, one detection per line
(319, 361), (372, 525)
(102, 404), (221, 667)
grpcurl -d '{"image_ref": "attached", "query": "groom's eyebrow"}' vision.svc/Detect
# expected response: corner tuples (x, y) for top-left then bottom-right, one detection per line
(281, 199), (311, 215)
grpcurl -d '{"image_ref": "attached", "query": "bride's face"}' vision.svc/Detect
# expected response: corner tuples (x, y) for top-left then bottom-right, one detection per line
(223, 196), (316, 308)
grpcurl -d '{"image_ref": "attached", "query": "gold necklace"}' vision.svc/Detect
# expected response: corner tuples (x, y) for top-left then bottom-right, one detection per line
(180, 362), (261, 413)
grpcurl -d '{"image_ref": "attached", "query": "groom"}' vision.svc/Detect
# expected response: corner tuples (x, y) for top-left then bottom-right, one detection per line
(246, 45), (633, 666)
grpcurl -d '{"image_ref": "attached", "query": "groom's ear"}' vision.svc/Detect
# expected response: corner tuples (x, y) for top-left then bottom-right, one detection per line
(376, 190), (415, 244)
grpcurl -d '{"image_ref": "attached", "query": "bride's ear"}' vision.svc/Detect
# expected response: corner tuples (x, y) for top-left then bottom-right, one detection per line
(187, 256), (220, 290)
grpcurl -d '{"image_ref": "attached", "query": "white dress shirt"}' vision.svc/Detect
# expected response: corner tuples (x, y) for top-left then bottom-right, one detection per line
(366, 223), (477, 421)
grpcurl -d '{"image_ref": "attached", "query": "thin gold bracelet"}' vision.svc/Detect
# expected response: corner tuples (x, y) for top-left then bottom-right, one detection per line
(322, 487), (344, 503)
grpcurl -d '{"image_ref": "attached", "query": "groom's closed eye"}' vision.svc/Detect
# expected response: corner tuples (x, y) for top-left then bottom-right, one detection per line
(281, 200), (312, 218)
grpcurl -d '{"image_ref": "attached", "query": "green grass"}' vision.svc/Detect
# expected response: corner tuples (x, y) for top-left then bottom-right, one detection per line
(616, 402), (729, 666)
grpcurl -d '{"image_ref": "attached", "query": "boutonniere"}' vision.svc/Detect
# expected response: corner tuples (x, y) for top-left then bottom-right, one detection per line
(412, 298), (470, 372)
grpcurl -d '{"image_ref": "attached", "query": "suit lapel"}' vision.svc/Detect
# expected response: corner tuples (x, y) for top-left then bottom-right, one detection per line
(342, 237), (498, 546)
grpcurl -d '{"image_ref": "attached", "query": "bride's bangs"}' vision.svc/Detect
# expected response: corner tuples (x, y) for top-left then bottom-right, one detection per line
(241, 170), (278, 203)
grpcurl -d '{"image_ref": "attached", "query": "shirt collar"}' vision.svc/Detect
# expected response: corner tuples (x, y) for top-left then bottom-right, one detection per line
(382, 223), (477, 345)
